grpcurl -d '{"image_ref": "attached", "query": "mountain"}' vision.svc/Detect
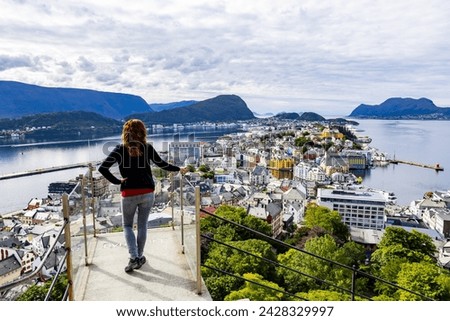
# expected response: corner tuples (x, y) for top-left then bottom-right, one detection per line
(148, 100), (198, 112)
(327, 117), (359, 125)
(349, 97), (450, 119)
(129, 94), (255, 124)
(299, 112), (326, 121)
(273, 112), (300, 120)
(254, 112), (274, 118)
(0, 110), (123, 138)
(0, 80), (152, 120)
(271, 111), (352, 123)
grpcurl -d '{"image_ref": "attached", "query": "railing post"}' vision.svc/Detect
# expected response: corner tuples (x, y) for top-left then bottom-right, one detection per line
(89, 163), (97, 237)
(195, 186), (202, 295)
(180, 173), (184, 254)
(351, 265), (357, 301)
(81, 175), (89, 266)
(62, 193), (74, 301)
(170, 172), (175, 230)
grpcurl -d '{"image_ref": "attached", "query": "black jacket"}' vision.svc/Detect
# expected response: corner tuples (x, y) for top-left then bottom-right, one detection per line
(98, 143), (180, 191)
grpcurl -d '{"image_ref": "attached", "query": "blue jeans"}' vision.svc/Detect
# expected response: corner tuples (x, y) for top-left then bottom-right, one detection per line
(121, 193), (154, 259)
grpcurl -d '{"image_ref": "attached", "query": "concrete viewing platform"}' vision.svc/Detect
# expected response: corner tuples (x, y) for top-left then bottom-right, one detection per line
(72, 227), (212, 301)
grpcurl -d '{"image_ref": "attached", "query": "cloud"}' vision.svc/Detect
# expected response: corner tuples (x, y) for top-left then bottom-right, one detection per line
(113, 50), (130, 63)
(77, 56), (96, 72)
(0, 54), (33, 71)
(57, 61), (76, 75)
(1, 0), (450, 114)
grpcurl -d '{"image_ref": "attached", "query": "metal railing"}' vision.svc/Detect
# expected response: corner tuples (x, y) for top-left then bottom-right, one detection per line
(198, 209), (435, 300)
(0, 164), (98, 301)
(0, 194), (74, 300)
(169, 174), (201, 293)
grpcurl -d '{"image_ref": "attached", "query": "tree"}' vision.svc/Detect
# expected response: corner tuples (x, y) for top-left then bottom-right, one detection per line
(371, 294), (397, 301)
(395, 262), (450, 301)
(203, 239), (277, 280)
(303, 204), (350, 242)
(323, 142), (334, 151)
(240, 214), (273, 239)
(225, 273), (285, 301)
(231, 239), (277, 279)
(198, 164), (210, 172)
(202, 171), (215, 179)
(294, 136), (312, 147)
(200, 205), (272, 243)
(285, 226), (313, 247)
(377, 226), (436, 258)
(17, 275), (68, 301)
(202, 239), (278, 300)
(370, 227), (439, 297)
(371, 243), (434, 268)
(204, 275), (243, 301)
(213, 224), (239, 242)
(297, 289), (351, 301)
(277, 235), (365, 294)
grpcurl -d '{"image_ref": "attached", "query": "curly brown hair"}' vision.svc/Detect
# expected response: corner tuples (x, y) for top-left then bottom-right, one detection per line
(122, 119), (147, 157)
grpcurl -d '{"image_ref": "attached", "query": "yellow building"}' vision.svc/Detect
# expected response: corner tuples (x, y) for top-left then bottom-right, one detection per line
(321, 128), (344, 140)
(268, 158), (295, 180)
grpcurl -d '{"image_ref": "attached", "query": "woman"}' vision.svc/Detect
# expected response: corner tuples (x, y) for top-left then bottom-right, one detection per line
(99, 119), (184, 273)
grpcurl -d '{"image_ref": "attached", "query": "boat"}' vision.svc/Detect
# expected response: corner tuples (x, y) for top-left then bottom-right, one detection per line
(381, 191), (398, 204)
(10, 132), (24, 139)
(372, 151), (389, 166)
(355, 136), (372, 144)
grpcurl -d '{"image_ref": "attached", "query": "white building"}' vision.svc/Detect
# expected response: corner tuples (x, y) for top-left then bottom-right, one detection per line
(422, 208), (450, 239)
(439, 241), (450, 269)
(214, 173), (236, 184)
(249, 165), (271, 186)
(294, 162), (328, 184)
(317, 188), (387, 230)
(282, 187), (306, 223)
(169, 141), (202, 166)
(409, 198), (446, 219)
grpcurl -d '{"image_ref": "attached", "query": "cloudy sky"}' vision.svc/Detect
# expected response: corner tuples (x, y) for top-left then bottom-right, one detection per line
(1, 0), (450, 116)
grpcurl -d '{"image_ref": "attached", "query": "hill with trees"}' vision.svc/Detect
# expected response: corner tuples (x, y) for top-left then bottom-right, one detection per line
(148, 100), (197, 111)
(349, 97), (450, 120)
(129, 94), (255, 124)
(299, 112), (326, 121)
(272, 112), (300, 120)
(271, 111), (354, 124)
(0, 110), (123, 138)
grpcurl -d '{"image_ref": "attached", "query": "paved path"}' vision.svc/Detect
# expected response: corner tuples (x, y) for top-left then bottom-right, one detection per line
(72, 227), (211, 301)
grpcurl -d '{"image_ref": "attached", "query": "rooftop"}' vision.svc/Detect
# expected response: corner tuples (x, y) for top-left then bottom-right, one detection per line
(319, 188), (387, 202)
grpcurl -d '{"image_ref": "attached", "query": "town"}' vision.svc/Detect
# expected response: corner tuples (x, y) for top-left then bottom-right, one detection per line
(1, 117), (450, 300)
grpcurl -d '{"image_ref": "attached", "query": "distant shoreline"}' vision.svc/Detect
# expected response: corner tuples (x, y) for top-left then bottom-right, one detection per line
(349, 116), (450, 121)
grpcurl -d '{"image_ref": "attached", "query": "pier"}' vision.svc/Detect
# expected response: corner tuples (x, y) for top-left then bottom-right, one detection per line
(0, 162), (96, 180)
(389, 159), (444, 171)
